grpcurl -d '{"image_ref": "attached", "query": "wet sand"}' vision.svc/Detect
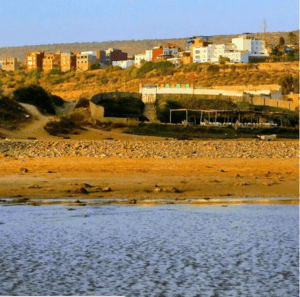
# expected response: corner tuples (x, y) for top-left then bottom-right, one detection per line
(0, 156), (298, 205)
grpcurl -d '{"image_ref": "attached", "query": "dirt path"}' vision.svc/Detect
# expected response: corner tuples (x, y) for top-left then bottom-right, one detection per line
(0, 103), (57, 140)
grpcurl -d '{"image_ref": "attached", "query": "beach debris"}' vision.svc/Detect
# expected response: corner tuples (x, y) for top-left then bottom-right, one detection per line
(154, 187), (162, 192)
(27, 184), (41, 189)
(83, 214), (87, 217)
(129, 198), (137, 204)
(235, 174), (242, 178)
(67, 208), (75, 211)
(211, 179), (220, 183)
(257, 134), (276, 141)
(235, 182), (249, 186)
(153, 186), (180, 193)
(101, 186), (112, 192)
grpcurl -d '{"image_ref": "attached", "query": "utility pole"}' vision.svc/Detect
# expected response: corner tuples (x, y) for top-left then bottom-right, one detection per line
(262, 19), (267, 46)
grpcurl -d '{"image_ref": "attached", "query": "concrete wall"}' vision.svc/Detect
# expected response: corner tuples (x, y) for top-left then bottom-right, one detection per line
(244, 97), (295, 110)
(89, 101), (139, 125)
(140, 87), (296, 111)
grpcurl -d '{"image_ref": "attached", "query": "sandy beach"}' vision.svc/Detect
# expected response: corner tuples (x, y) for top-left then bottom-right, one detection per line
(0, 138), (298, 205)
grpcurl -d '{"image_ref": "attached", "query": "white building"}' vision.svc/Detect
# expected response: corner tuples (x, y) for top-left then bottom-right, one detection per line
(80, 51), (97, 56)
(134, 53), (147, 65)
(192, 34), (269, 64)
(112, 60), (134, 69)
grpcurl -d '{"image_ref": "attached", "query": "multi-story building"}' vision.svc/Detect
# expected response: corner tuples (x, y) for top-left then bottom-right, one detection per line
(96, 50), (109, 66)
(232, 34), (269, 56)
(134, 53), (147, 65)
(105, 48), (128, 64)
(42, 53), (61, 73)
(61, 52), (76, 72)
(0, 57), (20, 71)
(76, 51), (97, 71)
(26, 51), (44, 71)
(112, 60), (134, 69)
(192, 34), (268, 64)
(152, 46), (163, 61)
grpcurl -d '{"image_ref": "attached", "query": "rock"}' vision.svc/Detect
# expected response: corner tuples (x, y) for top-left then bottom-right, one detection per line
(20, 167), (28, 173)
(153, 187), (162, 192)
(27, 184), (40, 189)
(162, 186), (180, 193)
(75, 187), (88, 194)
(101, 186), (112, 192)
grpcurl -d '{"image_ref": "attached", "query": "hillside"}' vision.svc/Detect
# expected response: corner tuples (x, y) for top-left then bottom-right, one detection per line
(0, 61), (298, 102)
(0, 30), (298, 63)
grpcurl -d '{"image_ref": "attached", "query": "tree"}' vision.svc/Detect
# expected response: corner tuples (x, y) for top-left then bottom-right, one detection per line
(278, 75), (299, 95)
(279, 37), (285, 48)
(90, 62), (100, 70)
(219, 56), (230, 64)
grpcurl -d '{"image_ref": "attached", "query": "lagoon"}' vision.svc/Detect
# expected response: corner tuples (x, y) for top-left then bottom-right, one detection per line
(0, 204), (298, 296)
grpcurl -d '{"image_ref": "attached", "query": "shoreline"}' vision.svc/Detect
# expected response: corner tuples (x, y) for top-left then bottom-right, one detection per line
(0, 148), (298, 203)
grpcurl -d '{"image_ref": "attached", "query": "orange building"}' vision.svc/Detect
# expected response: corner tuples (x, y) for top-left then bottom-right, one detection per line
(152, 47), (163, 61)
(26, 51), (44, 71)
(42, 53), (61, 73)
(61, 52), (76, 72)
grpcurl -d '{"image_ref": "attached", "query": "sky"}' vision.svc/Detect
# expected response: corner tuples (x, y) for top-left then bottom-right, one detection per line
(0, 0), (298, 48)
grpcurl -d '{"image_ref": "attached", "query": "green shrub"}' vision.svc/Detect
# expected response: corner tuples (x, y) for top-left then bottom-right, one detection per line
(51, 95), (65, 107)
(44, 117), (84, 136)
(48, 68), (61, 75)
(13, 84), (56, 114)
(91, 92), (144, 118)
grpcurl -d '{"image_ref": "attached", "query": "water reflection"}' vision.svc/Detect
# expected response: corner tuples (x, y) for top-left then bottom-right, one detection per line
(0, 204), (298, 296)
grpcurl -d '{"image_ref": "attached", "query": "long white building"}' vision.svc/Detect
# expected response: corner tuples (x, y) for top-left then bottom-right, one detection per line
(193, 34), (269, 64)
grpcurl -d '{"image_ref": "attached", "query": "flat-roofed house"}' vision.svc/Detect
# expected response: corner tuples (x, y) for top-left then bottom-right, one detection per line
(61, 52), (76, 72)
(42, 53), (61, 73)
(26, 51), (44, 71)
(76, 51), (97, 71)
(0, 57), (20, 71)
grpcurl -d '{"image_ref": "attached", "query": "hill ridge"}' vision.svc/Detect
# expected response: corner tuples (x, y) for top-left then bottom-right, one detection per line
(0, 30), (298, 63)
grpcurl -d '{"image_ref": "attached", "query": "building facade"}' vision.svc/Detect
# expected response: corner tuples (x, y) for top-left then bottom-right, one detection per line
(26, 51), (44, 71)
(0, 57), (20, 71)
(112, 60), (134, 69)
(76, 52), (97, 71)
(61, 52), (76, 72)
(192, 34), (268, 64)
(42, 53), (61, 73)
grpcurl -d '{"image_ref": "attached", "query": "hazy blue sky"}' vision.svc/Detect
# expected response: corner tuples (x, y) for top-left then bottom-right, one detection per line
(0, 0), (298, 47)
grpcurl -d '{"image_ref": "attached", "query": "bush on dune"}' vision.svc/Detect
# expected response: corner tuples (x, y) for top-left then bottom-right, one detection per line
(13, 84), (56, 114)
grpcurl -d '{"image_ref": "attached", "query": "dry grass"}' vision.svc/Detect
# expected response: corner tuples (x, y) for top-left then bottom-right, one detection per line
(0, 62), (298, 100)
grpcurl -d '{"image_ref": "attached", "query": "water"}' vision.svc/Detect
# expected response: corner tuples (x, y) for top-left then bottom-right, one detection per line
(0, 204), (298, 296)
